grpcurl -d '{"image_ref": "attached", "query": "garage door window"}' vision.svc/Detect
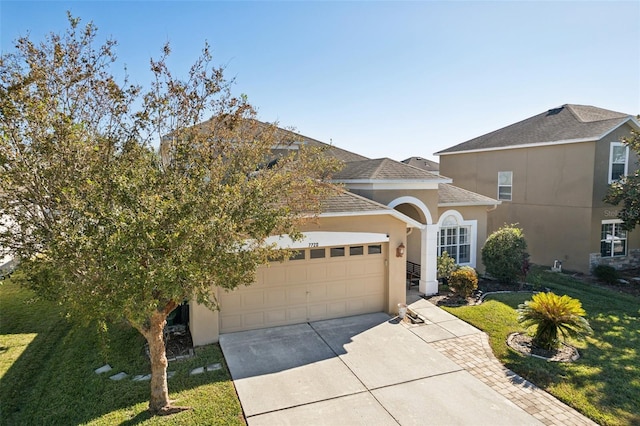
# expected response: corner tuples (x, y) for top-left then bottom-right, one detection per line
(310, 248), (326, 259)
(330, 247), (345, 257)
(368, 244), (382, 254)
(350, 246), (364, 256)
(290, 250), (305, 260)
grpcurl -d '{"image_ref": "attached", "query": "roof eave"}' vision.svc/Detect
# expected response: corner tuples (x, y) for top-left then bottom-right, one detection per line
(319, 210), (423, 228)
(435, 137), (598, 156)
(438, 201), (501, 207)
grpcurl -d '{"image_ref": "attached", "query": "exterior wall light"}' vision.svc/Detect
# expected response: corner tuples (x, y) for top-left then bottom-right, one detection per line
(396, 243), (405, 258)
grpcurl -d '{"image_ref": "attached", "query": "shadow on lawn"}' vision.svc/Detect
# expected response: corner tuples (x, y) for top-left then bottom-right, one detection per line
(0, 282), (234, 425)
(501, 272), (640, 425)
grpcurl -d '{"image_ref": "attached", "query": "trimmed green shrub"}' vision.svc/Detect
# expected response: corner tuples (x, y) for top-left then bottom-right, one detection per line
(592, 264), (620, 285)
(437, 251), (457, 281)
(449, 266), (478, 297)
(481, 224), (528, 284)
(518, 292), (593, 350)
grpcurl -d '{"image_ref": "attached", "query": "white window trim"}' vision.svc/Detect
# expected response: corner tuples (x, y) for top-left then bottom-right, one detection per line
(437, 210), (477, 268)
(498, 171), (512, 201)
(608, 142), (629, 184)
(601, 219), (627, 258)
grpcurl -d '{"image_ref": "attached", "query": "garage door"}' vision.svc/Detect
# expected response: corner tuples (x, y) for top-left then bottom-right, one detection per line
(219, 243), (387, 333)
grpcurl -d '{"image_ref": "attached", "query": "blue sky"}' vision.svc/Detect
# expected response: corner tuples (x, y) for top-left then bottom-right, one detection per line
(1, 1), (639, 161)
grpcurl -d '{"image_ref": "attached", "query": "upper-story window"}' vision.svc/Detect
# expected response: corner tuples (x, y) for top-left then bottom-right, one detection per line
(498, 171), (512, 201)
(609, 142), (629, 183)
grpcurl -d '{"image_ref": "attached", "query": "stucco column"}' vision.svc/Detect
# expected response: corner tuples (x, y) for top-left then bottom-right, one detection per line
(420, 224), (439, 295)
(189, 287), (220, 346)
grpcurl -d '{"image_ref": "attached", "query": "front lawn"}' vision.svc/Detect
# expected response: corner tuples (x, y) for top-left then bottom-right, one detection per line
(442, 268), (640, 426)
(0, 278), (245, 425)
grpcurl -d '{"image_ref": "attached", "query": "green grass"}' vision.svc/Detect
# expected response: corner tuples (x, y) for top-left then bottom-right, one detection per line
(442, 267), (640, 426)
(0, 278), (245, 425)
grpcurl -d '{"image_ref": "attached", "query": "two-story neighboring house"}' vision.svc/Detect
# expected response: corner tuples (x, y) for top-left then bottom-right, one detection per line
(436, 104), (640, 274)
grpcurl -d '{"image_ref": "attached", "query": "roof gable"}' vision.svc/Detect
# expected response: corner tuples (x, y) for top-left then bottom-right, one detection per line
(437, 104), (635, 155)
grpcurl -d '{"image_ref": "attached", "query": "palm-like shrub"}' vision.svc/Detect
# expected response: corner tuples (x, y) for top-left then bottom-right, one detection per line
(518, 292), (593, 350)
(449, 266), (478, 298)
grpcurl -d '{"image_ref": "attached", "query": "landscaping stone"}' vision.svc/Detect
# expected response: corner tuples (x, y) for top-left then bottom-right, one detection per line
(94, 364), (112, 374)
(207, 363), (222, 372)
(109, 372), (128, 380)
(190, 367), (205, 375)
(132, 374), (151, 381)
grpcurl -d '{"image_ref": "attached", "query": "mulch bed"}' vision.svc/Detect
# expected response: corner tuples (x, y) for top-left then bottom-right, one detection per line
(507, 332), (579, 362)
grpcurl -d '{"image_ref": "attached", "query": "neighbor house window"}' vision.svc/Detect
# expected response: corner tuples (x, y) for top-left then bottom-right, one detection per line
(438, 215), (471, 264)
(601, 220), (627, 257)
(498, 171), (512, 201)
(609, 143), (629, 183)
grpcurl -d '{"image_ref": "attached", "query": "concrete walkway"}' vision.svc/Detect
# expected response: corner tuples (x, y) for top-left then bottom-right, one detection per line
(405, 298), (598, 426)
(220, 310), (566, 425)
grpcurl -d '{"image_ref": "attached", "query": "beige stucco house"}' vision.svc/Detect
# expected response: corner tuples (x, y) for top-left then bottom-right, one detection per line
(188, 126), (498, 346)
(437, 104), (640, 275)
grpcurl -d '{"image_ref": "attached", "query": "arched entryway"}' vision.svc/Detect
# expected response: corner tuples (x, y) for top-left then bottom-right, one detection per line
(388, 197), (439, 295)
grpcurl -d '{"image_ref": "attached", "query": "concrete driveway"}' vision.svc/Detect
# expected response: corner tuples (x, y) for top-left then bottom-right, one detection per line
(220, 312), (542, 425)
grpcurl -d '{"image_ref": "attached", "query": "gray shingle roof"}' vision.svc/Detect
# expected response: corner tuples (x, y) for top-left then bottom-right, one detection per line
(321, 189), (394, 213)
(269, 125), (369, 163)
(438, 184), (499, 206)
(333, 158), (445, 181)
(401, 157), (439, 172)
(437, 104), (633, 155)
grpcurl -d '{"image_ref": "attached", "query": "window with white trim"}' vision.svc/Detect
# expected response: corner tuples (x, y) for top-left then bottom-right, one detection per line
(608, 143), (629, 183)
(498, 171), (512, 201)
(600, 220), (627, 257)
(438, 215), (471, 264)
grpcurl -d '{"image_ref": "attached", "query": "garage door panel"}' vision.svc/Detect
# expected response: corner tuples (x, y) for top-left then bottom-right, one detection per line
(221, 292), (242, 309)
(308, 284), (327, 301)
(327, 263), (347, 279)
(220, 314), (243, 331)
(367, 261), (385, 275)
(287, 286), (308, 304)
(265, 310), (287, 324)
(243, 291), (266, 308)
(266, 289), (286, 305)
(306, 264), (327, 282)
(288, 306), (308, 322)
(325, 283), (347, 298)
(220, 243), (387, 333)
(326, 301), (347, 316)
(308, 304), (327, 319)
(347, 262), (366, 276)
(286, 265), (308, 282)
(264, 267), (286, 286)
(244, 312), (266, 329)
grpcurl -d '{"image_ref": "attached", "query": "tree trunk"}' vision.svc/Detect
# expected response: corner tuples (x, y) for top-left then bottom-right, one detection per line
(146, 310), (172, 413)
